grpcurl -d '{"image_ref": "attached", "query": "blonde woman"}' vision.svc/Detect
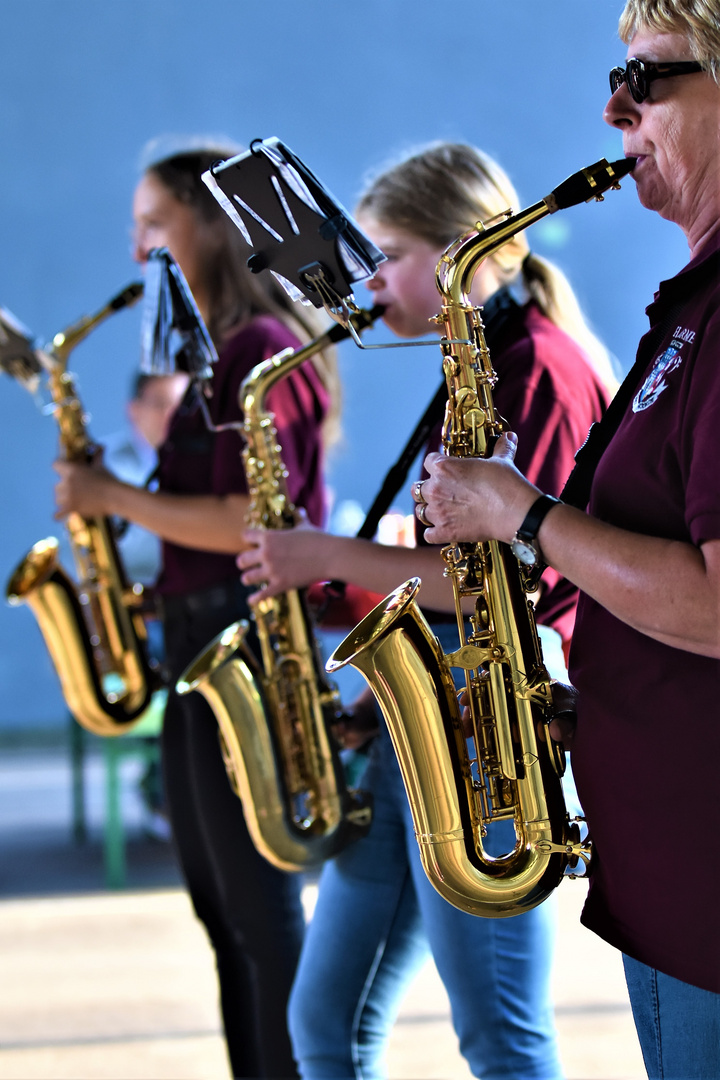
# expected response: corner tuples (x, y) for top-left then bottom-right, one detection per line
(237, 142), (613, 1079)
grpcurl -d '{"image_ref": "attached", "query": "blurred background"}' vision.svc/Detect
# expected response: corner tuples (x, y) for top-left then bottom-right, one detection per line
(0, 0), (687, 733)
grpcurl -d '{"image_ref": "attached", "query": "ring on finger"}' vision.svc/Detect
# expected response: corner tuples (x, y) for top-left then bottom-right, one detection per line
(413, 480), (426, 503)
(416, 502), (431, 527)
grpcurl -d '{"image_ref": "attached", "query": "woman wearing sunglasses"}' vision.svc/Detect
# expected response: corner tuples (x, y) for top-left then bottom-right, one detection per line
(418, 2), (720, 1076)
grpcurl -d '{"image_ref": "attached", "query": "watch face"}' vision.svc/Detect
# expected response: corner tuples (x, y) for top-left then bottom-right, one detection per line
(510, 538), (538, 567)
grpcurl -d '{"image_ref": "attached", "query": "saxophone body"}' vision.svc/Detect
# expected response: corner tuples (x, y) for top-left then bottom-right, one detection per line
(177, 309), (380, 872)
(328, 159), (634, 917)
(6, 283), (157, 736)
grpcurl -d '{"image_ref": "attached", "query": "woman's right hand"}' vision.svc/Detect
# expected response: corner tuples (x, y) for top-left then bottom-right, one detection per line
(52, 452), (119, 520)
(237, 515), (329, 603)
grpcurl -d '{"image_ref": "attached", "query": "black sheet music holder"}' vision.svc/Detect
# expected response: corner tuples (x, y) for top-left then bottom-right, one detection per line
(0, 307), (45, 393)
(139, 248), (218, 382)
(202, 138), (385, 318)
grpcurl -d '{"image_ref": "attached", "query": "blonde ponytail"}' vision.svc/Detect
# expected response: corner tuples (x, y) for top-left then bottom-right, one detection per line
(522, 253), (618, 394)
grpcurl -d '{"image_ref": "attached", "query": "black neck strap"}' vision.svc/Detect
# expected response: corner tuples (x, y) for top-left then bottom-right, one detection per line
(561, 246), (720, 510)
(560, 296), (687, 510)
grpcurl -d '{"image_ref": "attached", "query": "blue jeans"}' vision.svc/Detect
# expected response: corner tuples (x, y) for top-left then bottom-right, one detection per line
(623, 955), (720, 1079)
(288, 623), (564, 1079)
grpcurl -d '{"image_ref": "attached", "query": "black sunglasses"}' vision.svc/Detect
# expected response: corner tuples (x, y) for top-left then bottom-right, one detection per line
(609, 57), (705, 103)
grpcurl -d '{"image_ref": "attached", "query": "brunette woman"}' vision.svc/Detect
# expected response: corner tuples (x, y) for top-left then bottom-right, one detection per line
(54, 143), (339, 1079)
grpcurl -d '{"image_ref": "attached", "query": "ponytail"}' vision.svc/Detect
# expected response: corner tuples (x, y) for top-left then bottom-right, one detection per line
(521, 252), (618, 394)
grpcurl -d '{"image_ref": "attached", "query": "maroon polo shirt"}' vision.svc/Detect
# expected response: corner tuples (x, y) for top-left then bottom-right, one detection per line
(570, 231), (720, 992)
(420, 299), (610, 642)
(156, 315), (330, 597)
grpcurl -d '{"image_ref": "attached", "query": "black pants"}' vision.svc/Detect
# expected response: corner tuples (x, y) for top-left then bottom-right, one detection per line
(161, 579), (305, 1079)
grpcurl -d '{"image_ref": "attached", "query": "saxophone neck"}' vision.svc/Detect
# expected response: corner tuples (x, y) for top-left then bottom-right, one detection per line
(437, 201), (549, 309)
(241, 305), (384, 528)
(241, 304), (382, 422)
(48, 281), (143, 367)
(435, 157), (635, 307)
(45, 282), (144, 460)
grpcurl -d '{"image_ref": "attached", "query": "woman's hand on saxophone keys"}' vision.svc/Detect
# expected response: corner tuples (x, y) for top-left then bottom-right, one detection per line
(53, 453), (119, 520)
(416, 432), (540, 545)
(237, 514), (326, 604)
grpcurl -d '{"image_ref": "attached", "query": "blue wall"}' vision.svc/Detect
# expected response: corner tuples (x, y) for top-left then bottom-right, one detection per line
(0, 0), (688, 726)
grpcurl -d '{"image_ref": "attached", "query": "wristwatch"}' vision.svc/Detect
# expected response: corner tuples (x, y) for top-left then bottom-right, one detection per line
(510, 494), (562, 568)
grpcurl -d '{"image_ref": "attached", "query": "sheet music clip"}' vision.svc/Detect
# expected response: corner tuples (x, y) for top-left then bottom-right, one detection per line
(202, 137), (385, 325)
(139, 248), (218, 383)
(0, 306), (50, 395)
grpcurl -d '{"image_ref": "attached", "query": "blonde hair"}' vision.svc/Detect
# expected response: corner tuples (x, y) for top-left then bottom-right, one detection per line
(619, 0), (720, 82)
(357, 142), (617, 392)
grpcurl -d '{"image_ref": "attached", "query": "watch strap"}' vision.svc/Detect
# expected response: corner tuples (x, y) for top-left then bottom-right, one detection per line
(516, 494), (562, 543)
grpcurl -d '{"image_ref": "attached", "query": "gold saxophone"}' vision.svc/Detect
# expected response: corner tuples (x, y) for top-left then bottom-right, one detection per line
(327, 158), (635, 917)
(177, 307), (382, 871)
(5, 283), (158, 736)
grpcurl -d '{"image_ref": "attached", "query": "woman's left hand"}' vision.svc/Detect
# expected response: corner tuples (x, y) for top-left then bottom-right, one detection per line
(460, 680), (579, 749)
(237, 515), (326, 603)
(415, 432), (539, 544)
(53, 458), (119, 519)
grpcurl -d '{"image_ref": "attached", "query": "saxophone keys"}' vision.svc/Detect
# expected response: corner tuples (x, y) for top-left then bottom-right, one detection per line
(445, 643), (491, 670)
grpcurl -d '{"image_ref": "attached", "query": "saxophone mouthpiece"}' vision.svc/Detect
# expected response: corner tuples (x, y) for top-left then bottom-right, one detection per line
(109, 281), (144, 312)
(548, 156), (637, 212)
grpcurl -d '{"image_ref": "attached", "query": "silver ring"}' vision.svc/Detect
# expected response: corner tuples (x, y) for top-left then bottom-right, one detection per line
(413, 480), (426, 503)
(416, 502), (431, 527)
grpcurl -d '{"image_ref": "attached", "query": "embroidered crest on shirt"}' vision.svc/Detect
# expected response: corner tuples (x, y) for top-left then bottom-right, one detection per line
(632, 338), (685, 412)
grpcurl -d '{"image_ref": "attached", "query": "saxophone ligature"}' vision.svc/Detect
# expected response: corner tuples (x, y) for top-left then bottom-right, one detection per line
(4, 283), (158, 736)
(177, 307), (383, 872)
(327, 157), (635, 917)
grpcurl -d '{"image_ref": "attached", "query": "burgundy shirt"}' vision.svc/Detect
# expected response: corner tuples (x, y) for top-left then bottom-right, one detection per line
(420, 299), (610, 641)
(156, 315), (329, 596)
(570, 232), (720, 992)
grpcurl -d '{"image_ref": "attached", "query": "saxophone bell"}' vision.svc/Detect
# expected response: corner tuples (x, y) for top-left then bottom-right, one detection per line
(4, 281), (160, 736)
(177, 617), (373, 873)
(327, 578), (586, 917)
